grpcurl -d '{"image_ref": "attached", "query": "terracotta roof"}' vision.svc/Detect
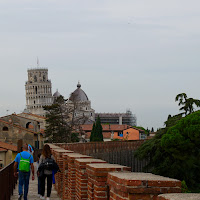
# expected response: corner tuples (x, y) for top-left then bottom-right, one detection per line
(0, 141), (17, 152)
(81, 124), (131, 131)
(1, 113), (40, 122)
(15, 114), (41, 122)
(85, 132), (112, 139)
(22, 113), (46, 119)
(0, 147), (7, 152)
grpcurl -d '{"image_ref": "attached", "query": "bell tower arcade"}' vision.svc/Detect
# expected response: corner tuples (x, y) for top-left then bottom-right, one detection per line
(25, 68), (53, 116)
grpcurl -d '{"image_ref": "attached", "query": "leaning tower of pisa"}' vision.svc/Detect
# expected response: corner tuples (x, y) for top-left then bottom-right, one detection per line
(25, 68), (53, 116)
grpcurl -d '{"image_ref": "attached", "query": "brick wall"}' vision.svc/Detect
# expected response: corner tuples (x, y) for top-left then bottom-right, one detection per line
(56, 141), (149, 172)
(56, 140), (145, 155)
(107, 172), (181, 200)
(49, 143), (188, 200)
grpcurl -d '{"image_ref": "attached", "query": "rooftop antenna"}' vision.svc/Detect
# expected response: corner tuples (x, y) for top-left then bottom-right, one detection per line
(6, 109), (9, 115)
(37, 57), (39, 67)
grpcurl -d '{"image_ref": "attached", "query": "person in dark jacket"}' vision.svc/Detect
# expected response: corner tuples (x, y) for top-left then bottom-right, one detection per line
(38, 144), (55, 200)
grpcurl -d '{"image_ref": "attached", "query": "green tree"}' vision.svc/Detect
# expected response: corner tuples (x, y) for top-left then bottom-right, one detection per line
(71, 132), (80, 143)
(90, 122), (95, 142)
(44, 95), (88, 143)
(133, 126), (149, 135)
(175, 93), (200, 115)
(90, 116), (103, 142)
(135, 111), (200, 190)
(44, 95), (70, 143)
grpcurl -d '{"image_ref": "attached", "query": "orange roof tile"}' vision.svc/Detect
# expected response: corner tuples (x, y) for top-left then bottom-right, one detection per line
(81, 124), (131, 131)
(0, 147), (7, 152)
(0, 141), (17, 152)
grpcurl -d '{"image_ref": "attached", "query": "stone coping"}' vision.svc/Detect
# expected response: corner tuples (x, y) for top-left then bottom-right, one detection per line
(158, 193), (200, 200)
(87, 163), (128, 169)
(54, 149), (73, 153)
(67, 153), (91, 158)
(109, 172), (180, 182)
(75, 158), (107, 163)
(46, 143), (62, 149)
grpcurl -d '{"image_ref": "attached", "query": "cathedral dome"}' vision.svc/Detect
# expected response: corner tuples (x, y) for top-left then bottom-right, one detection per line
(53, 90), (61, 98)
(69, 82), (89, 102)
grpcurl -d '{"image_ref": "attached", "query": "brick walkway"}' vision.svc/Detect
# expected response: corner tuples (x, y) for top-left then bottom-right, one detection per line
(11, 163), (61, 200)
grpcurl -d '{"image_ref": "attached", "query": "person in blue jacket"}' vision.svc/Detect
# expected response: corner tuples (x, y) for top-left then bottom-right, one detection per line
(14, 144), (35, 200)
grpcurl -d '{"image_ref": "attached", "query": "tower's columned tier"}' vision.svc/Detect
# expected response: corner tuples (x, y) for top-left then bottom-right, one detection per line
(25, 68), (53, 116)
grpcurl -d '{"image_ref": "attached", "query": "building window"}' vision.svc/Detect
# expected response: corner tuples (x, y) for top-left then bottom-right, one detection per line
(2, 126), (8, 131)
(140, 133), (147, 140)
(91, 113), (92, 116)
(118, 132), (123, 137)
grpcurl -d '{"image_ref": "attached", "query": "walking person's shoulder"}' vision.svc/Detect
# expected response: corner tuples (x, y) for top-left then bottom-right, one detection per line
(14, 152), (21, 162)
(30, 153), (34, 163)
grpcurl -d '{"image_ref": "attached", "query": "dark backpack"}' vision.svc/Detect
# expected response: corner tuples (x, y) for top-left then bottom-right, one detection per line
(43, 157), (54, 170)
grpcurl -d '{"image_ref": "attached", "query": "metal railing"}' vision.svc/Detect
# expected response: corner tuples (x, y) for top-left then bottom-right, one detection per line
(0, 161), (17, 200)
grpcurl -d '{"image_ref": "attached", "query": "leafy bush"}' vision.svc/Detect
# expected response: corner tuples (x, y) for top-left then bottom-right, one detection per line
(135, 111), (200, 190)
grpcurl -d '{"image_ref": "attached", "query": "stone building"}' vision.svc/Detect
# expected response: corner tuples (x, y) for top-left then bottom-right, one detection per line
(66, 82), (95, 124)
(0, 114), (45, 149)
(25, 68), (53, 116)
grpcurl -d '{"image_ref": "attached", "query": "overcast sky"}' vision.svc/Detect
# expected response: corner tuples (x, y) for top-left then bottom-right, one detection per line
(0, 0), (200, 129)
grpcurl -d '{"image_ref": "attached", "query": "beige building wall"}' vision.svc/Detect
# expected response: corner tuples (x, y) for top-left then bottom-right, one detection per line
(0, 150), (16, 168)
(0, 121), (44, 148)
(0, 151), (6, 167)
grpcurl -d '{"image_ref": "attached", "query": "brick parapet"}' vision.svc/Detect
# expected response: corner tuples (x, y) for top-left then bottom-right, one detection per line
(75, 158), (107, 200)
(86, 163), (131, 200)
(67, 153), (91, 200)
(48, 143), (183, 200)
(107, 172), (181, 200)
(50, 147), (74, 198)
(57, 140), (145, 155)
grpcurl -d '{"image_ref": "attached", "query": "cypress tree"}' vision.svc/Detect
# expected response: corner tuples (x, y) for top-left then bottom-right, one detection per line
(94, 116), (103, 141)
(90, 122), (95, 142)
(90, 116), (103, 142)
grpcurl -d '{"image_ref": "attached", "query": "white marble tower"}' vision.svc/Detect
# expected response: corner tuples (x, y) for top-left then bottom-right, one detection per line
(25, 68), (53, 116)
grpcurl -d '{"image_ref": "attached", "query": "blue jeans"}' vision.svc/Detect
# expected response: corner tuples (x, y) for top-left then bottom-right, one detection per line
(18, 171), (30, 200)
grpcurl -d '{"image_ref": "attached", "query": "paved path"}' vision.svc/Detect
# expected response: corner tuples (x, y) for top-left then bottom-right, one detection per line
(11, 163), (61, 200)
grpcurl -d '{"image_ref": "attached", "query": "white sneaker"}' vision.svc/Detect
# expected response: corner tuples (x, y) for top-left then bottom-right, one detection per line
(46, 198), (50, 200)
(40, 196), (45, 199)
